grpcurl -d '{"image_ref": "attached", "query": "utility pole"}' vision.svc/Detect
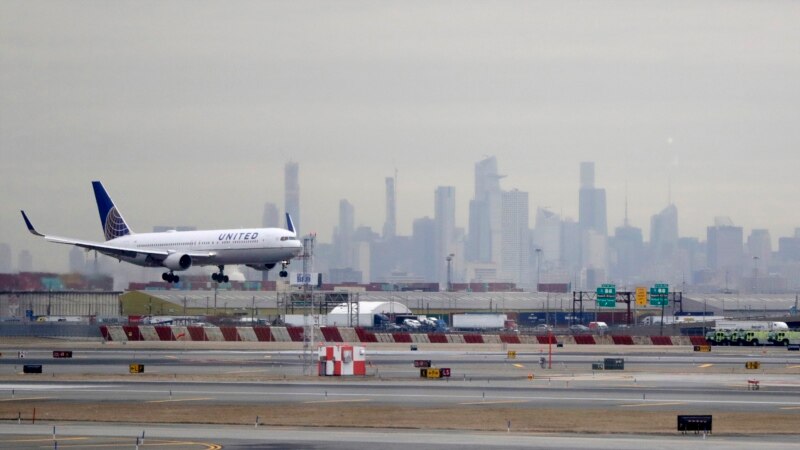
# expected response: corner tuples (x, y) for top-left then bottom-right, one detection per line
(302, 234), (316, 376)
(446, 254), (454, 292)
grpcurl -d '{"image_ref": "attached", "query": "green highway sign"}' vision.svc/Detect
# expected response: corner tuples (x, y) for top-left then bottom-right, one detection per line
(596, 283), (616, 307)
(650, 283), (669, 306)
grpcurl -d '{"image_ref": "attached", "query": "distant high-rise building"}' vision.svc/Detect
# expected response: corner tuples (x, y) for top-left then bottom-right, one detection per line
(501, 189), (530, 287)
(467, 156), (504, 264)
(747, 229), (771, 274)
(611, 223), (644, 285)
(434, 186), (456, 285)
(560, 218), (581, 275)
(333, 199), (355, 268)
(262, 202), (279, 228)
(284, 161), (300, 234)
(18, 250), (33, 272)
(650, 204), (679, 261)
(777, 230), (800, 262)
(0, 243), (11, 273)
(383, 176), (396, 239)
(707, 217), (744, 274)
(578, 162), (607, 236)
(533, 208), (561, 268)
(412, 217), (436, 282)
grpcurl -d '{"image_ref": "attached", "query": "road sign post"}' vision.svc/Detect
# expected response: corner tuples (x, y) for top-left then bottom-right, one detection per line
(649, 284), (669, 307)
(596, 284), (616, 308)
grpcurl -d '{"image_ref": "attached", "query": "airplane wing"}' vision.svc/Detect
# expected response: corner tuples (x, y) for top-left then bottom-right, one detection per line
(21, 210), (215, 263)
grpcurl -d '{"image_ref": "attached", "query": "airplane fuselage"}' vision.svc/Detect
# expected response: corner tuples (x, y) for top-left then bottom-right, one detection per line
(107, 228), (303, 268)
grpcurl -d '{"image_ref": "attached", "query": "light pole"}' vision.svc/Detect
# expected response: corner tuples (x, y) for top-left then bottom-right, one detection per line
(446, 253), (455, 292)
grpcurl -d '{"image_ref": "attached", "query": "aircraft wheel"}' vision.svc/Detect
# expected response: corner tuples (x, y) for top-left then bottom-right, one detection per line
(279, 270), (288, 278)
(173, 275), (180, 283)
(223, 275), (229, 283)
(162, 273), (169, 281)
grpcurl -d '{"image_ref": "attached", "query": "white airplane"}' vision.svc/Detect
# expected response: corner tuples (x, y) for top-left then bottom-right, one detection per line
(21, 181), (304, 284)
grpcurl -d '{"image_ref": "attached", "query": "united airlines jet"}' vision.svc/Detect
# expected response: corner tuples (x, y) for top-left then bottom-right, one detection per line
(21, 181), (303, 283)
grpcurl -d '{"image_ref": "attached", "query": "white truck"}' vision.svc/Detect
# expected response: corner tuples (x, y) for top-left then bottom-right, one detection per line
(714, 321), (787, 331)
(452, 313), (507, 330)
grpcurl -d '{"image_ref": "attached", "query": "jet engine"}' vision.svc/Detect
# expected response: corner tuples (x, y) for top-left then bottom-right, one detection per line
(163, 253), (192, 271)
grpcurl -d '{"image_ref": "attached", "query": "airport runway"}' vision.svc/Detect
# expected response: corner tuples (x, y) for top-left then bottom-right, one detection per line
(1, 423), (799, 450)
(0, 343), (798, 448)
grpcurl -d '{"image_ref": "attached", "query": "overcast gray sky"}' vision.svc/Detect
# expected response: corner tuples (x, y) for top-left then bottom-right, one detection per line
(2, 1), (799, 272)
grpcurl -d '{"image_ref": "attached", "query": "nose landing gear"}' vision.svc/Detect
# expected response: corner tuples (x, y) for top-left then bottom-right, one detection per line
(279, 261), (289, 278)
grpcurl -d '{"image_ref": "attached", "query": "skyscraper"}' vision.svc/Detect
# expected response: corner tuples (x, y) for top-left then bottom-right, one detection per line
(412, 217), (436, 282)
(383, 176), (396, 239)
(501, 189), (530, 287)
(334, 199), (355, 268)
(611, 223), (644, 285)
(707, 217), (744, 275)
(284, 161), (300, 234)
(434, 186), (456, 285)
(262, 202), (279, 228)
(578, 162), (607, 236)
(747, 229), (771, 273)
(533, 208), (561, 268)
(577, 162), (608, 286)
(650, 204), (679, 261)
(467, 156), (503, 264)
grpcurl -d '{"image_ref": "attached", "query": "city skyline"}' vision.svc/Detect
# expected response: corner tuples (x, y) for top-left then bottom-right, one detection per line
(2, 2), (799, 273)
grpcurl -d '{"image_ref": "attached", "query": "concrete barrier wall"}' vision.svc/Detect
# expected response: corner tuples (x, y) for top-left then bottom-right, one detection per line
(138, 325), (160, 341)
(237, 326), (258, 341)
(271, 327), (291, 342)
(18, 324), (703, 346)
(339, 327), (358, 343)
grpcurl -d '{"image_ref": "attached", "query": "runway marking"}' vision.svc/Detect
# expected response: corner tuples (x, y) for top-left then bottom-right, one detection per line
(0, 396), (52, 402)
(146, 397), (214, 403)
(224, 369), (270, 374)
(459, 399), (529, 406)
(3, 437), (222, 448)
(619, 402), (686, 408)
(779, 406), (800, 410)
(3, 437), (88, 443)
(512, 363), (524, 368)
(698, 364), (713, 368)
(304, 398), (372, 404)
(787, 365), (800, 369)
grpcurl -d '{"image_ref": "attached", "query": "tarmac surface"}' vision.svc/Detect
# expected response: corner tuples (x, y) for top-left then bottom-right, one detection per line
(0, 339), (798, 448)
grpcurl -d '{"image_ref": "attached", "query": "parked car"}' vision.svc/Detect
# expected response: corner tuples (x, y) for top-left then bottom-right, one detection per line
(569, 324), (590, 333)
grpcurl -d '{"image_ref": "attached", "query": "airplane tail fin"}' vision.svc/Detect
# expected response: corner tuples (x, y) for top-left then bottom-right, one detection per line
(92, 181), (132, 241)
(285, 213), (296, 235)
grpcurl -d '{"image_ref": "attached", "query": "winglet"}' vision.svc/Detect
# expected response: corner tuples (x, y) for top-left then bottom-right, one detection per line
(285, 213), (296, 234)
(20, 210), (44, 237)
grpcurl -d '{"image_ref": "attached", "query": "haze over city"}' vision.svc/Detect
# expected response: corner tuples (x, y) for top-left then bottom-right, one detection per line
(2, 1), (799, 276)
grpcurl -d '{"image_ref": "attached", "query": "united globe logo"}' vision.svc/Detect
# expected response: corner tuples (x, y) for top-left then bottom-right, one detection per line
(103, 207), (130, 240)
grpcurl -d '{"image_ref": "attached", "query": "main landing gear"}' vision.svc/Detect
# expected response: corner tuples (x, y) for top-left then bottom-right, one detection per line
(212, 265), (229, 283)
(162, 271), (180, 283)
